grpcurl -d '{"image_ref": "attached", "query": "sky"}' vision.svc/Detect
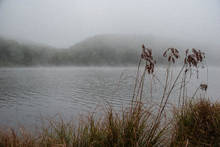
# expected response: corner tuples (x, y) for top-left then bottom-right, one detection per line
(0, 0), (219, 48)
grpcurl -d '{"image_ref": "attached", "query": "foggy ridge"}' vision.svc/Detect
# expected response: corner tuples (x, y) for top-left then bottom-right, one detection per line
(0, 34), (219, 67)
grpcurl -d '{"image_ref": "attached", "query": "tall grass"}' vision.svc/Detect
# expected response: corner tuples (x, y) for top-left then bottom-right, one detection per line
(0, 46), (218, 147)
(0, 103), (167, 147)
(40, 103), (168, 146)
(171, 99), (220, 146)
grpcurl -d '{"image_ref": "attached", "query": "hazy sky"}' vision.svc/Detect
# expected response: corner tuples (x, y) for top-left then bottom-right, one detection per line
(0, 0), (219, 47)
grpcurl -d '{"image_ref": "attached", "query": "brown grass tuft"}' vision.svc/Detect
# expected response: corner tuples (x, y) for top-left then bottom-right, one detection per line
(171, 99), (220, 146)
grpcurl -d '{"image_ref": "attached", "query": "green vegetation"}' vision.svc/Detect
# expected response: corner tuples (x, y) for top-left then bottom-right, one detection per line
(0, 46), (219, 147)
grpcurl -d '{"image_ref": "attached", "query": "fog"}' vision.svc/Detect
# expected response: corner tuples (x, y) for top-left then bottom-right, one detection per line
(0, 0), (220, 48)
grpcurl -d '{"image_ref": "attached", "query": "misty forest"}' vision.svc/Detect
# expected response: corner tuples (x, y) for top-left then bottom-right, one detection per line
(0, 35), (219, 66)
(0, 0), (220, 146)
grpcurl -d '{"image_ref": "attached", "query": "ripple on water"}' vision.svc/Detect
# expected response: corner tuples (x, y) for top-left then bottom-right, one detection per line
(0, 67), (219, 128)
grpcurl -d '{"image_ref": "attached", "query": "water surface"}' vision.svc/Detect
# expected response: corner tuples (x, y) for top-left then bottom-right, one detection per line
(0, 67), (219, 128)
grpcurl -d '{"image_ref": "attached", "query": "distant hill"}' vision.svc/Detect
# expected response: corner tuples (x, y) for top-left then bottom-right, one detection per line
(0, 34), (219, 66)
(66, 34), (219, 66)
(0, 37), (56, 66)
(66, 34), (150, 65)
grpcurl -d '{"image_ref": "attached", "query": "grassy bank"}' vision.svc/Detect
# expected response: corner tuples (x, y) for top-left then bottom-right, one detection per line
(1, 99), (220, 147)
(1, 47), (217, 147)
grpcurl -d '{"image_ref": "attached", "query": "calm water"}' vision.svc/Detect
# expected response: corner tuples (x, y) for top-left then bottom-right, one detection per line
(0, 67), (219, 128)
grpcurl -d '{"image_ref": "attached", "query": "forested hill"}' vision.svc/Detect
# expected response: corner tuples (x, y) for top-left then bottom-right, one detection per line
(0, 37), (55, 66)
(0, 35), (218, 66)
(0, 35), (146, 66)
